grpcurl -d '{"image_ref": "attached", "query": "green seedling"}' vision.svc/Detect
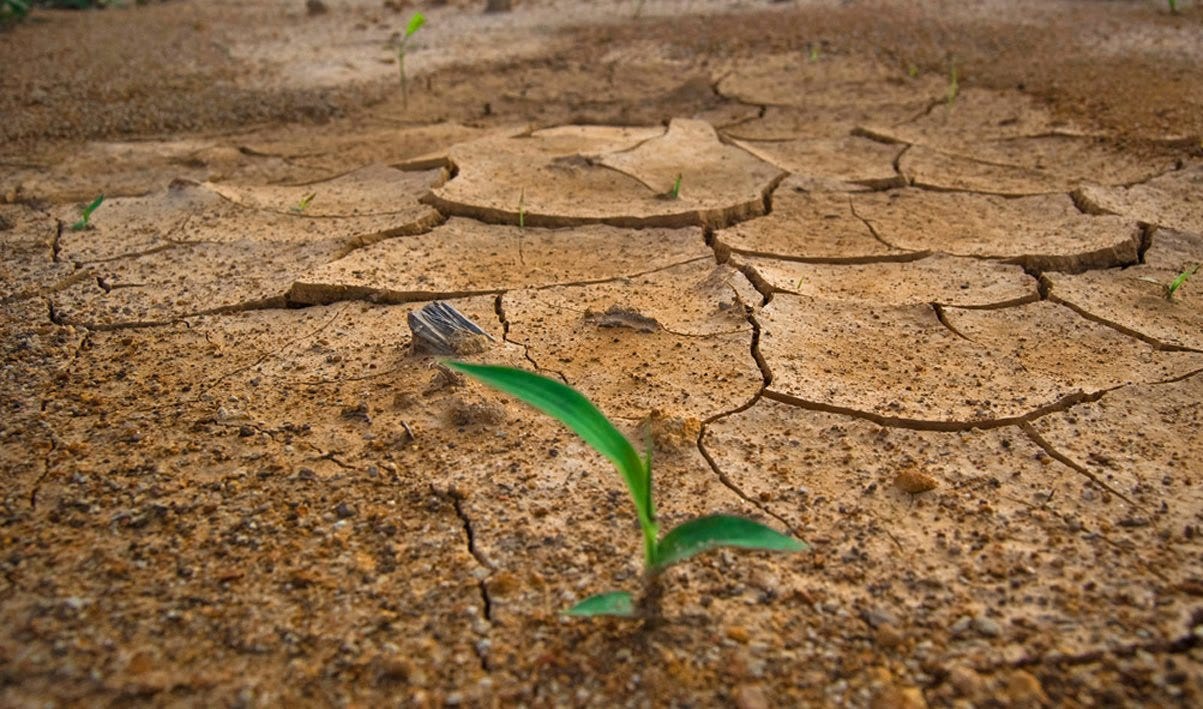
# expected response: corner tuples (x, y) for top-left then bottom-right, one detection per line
(946, 59), (959, 106)
(290, 192), (316, 213)
(71, 194), (104, 231)
(809, 43), (820, 62)
(518, 188), (525, 229)
(1167, 263), (1199, 300)
(444, 361), (807, 621)
(1, 0), (30, 23)
(1168, 0), (1178, 13)
(907, 63), (919, 79)
(398, 11), (426, 107)
(667, 173), (683, 200)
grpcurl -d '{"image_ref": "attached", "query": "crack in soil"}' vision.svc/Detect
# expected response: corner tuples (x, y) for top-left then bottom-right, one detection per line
(495, 293), (567, 383)
(931, 302), (978, 343)
(1017, 421), (1137, 506)
(847, 196), (910, 253)
(1046, 292), (1203, 354)
(435, 485), (494, 672)
(695, 301), (797, 534)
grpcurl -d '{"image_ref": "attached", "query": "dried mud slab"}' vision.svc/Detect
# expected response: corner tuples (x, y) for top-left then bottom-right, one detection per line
(48, 174), (442, 326)
(1044, 228), (1203, 351)
(239, 121), (511, 176)
(900, 137), (1174, 196)
(427, 122), (782, 228)
(854, 189), (1141, 272)
(596, 118), (784, 215)
(1027, 374), (1203, 549)
(206, 164), (439, 218)
(761, 298), (1203, 427)
(716, 54), (941, 140)
(504, 260), (761, 421)
(735, 253), (1035, 307)
(705, 398), (1200, 665)
(289, 218), (708, 306)
(715, 176), (907, 262)
(728, 135), (904, 189)
(861, 88), (1082, 148)
(0, 204), (78, 302)
(1074, 163), (1203, 235)
(0, 138), (292, 204)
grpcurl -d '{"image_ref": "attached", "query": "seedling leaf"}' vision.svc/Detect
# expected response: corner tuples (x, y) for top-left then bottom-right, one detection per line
(1166, 263), (1199, 300)
(653, 514), (807, 570)
(405, 11), (426, 38)
(564, 591), (636, 617)
(443, 362), (656, 544)
(71, 194), (105, 231)
(291, 192), (316, 213)
(669, 173), (682, 200)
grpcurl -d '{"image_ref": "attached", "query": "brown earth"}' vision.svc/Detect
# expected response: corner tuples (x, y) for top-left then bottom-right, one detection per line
(2, 0), (1203, 706)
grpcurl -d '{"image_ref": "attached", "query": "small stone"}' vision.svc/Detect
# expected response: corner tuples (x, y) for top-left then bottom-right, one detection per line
(335, 502), (357, 519)
(1003, 669), (1049, 706)
(871, 685), (927, 709)
(894, 467), (938, 494)
(874, 623), (904, 649)
(734, 684), (769, 709)
(946, 664), (986, 698)
(726, 625), (751, 643)
(950, 615), (972, 636)
(973, 616), (1002, 638)
(306, 0), (328, 15)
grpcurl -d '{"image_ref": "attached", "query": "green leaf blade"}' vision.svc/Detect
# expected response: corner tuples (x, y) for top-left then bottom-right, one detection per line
(444, 362), (653, 527)
(653, 514), (807, 571)
(563, 591), (635, 617)
(405, 11), (425, 38)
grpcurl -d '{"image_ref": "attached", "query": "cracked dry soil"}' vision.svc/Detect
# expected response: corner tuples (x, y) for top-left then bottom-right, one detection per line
(3, 0), (1203, 705)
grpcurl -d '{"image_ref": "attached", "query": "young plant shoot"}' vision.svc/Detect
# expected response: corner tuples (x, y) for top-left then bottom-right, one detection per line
(668, 173), (683, 200)
(398, 12), (426, 107)
(443, 361), (807, 621)
(71, 194), (105, 231)
(946, 59), (959, 106)
(1167, 263), (1199, 301)
(291, 192), (316, 213)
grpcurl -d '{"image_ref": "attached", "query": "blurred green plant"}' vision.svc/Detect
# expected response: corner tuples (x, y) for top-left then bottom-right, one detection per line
(290, 192), (316, 213)
(71, 194), (104, 231)
(1167, 263), (1199, 300)
(398, 11), (426, 107)
(444, 361), (807, 622)
(1, 0), (29, 24)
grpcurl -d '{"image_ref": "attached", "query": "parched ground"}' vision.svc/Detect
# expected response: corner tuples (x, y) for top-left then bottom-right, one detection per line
(2, 0), (1203, 706)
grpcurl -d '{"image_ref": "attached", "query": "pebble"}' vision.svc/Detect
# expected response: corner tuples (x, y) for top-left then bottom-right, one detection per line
(973, 616), (1002, 638)
(734, 684), (769, 709)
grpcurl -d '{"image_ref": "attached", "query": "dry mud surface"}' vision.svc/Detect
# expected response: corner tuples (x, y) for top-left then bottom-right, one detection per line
(2, 0), (1203, 706)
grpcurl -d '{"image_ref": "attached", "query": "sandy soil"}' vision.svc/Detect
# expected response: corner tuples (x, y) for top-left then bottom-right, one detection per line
(2, 0), (1203, 705)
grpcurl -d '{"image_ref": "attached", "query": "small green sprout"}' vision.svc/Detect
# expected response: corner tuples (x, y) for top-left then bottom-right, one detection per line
(946, 59), (959, 106)
(290, 192), (316, 213)
(907, 63), (919, 79)
(444, 361), (807, 621)
(1, 0), (30, 23)
(1168, 0), (1178, 14)
(398, 11), (426, 107)
(71, 194), (104, 231)
(1167, 263), (1199, 300)
(809, 43), (820, 62)
(518, 188), (525, 230)
(667, 173), (683, 200)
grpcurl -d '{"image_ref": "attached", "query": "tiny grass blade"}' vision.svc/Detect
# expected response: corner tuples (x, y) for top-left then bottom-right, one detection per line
(405, 11), (425, 38)
(72, 194), (104, 231)
(444, 362), (655, 534)
(563, 591), (636, 617)
(1167, 264), (1199, 300)
(653, 514), (807, 571)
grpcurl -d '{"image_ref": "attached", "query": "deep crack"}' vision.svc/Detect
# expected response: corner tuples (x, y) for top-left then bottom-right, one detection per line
(1018, 421), (1136, 506)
